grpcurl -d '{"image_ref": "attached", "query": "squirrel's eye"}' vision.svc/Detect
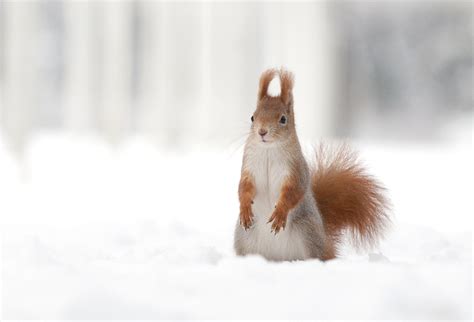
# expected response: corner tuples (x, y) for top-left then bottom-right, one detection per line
(279, 115), (287, 124)
(251, 115), (254, 122)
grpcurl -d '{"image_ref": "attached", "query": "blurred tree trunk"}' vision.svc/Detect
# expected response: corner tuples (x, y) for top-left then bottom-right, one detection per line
(136, 2), (204, 148)
(2, 1), (38, 159)
(98, 1), (132, 144)
(135, 1), (167, 145)
(208, 3), (263, 146)
(62, 1), (99, 133)
(260, 2), (336, 141)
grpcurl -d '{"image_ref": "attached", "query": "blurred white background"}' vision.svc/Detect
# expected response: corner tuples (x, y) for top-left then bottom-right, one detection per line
(0, 0), (472, 320)
(0, 1), (471, 152)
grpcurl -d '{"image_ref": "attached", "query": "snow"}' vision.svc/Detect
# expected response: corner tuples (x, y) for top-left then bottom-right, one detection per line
(267, 76), (281, 97)
(1, 132), (472, 320)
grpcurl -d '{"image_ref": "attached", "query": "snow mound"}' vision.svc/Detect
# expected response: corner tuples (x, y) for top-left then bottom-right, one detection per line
(1, 133), (472, 319)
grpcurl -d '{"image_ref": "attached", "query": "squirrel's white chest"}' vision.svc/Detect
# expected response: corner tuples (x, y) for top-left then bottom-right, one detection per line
(242, 147), (307, 261)
(246, 147), (289, 214)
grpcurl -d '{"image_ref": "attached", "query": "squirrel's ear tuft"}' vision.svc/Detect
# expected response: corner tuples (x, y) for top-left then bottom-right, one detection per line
(279, 68), (294, 106)
(258, 68), (277, 101)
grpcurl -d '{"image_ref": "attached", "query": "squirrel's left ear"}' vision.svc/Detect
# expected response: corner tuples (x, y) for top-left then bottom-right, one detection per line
(279, 69), (294, 106)
(258, 68), (277, 101)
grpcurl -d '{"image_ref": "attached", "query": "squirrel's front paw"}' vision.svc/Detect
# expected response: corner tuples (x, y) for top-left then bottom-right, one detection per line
(240, 206), (254, 230)
(268, 209), (287, 234)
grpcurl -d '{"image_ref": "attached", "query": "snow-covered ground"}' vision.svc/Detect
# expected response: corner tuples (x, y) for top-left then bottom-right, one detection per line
(1, 133), (472, 320)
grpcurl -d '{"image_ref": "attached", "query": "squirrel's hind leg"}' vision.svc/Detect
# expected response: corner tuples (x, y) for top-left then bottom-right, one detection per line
(291, 204), (328, 260)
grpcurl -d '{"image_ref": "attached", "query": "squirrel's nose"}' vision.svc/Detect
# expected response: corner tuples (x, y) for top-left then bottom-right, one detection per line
(258, 128), (268, 137)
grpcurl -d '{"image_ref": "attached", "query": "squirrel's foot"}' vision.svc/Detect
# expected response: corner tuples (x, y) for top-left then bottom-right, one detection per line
(268, 209), (287, 234)
(239, 207), (254, 230)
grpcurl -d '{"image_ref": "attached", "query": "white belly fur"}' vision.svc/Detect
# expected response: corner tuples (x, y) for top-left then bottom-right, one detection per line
(242, 146), (308, 261)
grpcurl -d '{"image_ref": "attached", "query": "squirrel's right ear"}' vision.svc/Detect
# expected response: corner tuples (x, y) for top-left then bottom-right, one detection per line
(258, 68), (277, 101)
(279, 69), (294, 106)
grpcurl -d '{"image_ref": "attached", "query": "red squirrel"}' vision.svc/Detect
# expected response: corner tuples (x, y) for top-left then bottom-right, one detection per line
(234, 68), (390, 261)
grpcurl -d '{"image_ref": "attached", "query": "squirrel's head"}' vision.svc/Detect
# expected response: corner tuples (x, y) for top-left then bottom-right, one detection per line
(249, 68), (295, 146)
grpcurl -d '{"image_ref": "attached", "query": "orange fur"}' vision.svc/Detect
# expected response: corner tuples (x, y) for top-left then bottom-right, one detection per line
(238, 171), (256, 230)
(278, 68), (294, 105)
(257, 68), (294, 106)
(311, 144), (390, 258)
(258, 68), (277, 101)
(268, 174), (305, 233)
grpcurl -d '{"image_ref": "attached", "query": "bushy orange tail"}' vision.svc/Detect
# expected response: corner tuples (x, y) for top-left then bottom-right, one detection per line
(311, 144), (390, 259)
